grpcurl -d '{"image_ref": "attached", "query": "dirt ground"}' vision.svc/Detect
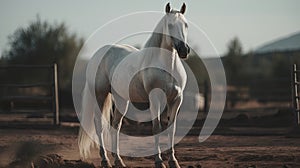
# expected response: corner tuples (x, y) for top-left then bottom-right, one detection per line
(0, 127), (300, 168)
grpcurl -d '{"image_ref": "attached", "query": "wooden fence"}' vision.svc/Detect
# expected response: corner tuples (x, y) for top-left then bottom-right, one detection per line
(0, 64), (59, 125)
(223, 77), (291, 109)
(198, 63), (298, 127)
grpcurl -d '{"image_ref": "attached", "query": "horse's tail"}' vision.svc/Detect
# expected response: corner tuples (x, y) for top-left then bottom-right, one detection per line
(78, 82), (112, 159)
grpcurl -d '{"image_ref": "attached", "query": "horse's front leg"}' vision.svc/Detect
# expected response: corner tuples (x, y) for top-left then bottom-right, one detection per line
(150, 91), (166, 168)
(152, 118), (165, 168)
(111, 95), (128, 168)
(167, 96), (182, 168)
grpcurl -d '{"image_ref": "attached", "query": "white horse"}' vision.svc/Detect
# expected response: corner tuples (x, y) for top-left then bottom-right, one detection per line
(78, 3), (190, 168)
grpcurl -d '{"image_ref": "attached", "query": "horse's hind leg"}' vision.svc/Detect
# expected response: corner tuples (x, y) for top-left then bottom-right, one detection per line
(111, 93), (128, 168)
(95, 93), (112, 168)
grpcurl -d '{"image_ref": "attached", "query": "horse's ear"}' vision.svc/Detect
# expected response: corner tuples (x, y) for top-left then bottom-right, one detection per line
(165, 2), (171, 13)
(180, 3), (186, 14)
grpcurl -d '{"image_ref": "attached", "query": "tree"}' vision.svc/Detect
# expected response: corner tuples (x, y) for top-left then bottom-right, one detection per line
(222, 37), (244, 108)
(226, 37), (243, 57)
(1, 16), (83, 90)
(223, 37), (243, 84)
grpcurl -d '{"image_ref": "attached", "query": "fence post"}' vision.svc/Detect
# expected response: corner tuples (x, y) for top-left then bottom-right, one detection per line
(292, 64), (300, 126)
(203, 80), (209, 113)
(53, 63), (60, 125)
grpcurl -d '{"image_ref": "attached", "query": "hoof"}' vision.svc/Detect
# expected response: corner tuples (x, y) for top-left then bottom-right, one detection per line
(155, 161), (166, 168)
(168, 160), (180, 168)
(114, 159), (126, 168)
(101, 160), (112, 168)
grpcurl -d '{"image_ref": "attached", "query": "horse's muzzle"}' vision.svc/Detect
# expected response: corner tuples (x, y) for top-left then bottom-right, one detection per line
(177, 43), (190, 59)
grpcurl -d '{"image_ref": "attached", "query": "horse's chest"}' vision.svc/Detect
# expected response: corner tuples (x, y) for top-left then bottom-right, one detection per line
(111, 63), (149, 102)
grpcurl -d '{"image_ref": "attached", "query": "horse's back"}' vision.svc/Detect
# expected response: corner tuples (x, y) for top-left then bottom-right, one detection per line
(93, 44), (138, 74)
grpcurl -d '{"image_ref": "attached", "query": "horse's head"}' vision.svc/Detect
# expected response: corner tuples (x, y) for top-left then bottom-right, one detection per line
(164, 3), (190, 59)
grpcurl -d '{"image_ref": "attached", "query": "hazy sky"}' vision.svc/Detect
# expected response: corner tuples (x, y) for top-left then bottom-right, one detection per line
(0, 0), (299, 56)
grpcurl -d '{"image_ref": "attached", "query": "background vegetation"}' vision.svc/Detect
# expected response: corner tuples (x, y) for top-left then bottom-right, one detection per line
(1, 16), (83, 91)
(1, 16), (300, 112)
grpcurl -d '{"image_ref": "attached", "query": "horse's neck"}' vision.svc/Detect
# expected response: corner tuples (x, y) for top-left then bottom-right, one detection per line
(140, 17), (186, 88)
(142, 17), (177, 70)
(144, 17), (170, 50)
(142, 35), (186, 87)
(142, 41), (177, 72)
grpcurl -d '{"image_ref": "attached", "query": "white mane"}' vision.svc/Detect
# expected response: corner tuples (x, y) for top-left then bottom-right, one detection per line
(144, 17), (165, 48)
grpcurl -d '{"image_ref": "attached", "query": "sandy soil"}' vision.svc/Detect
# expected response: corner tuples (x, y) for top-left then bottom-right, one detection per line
(0, 127), (300, 168)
